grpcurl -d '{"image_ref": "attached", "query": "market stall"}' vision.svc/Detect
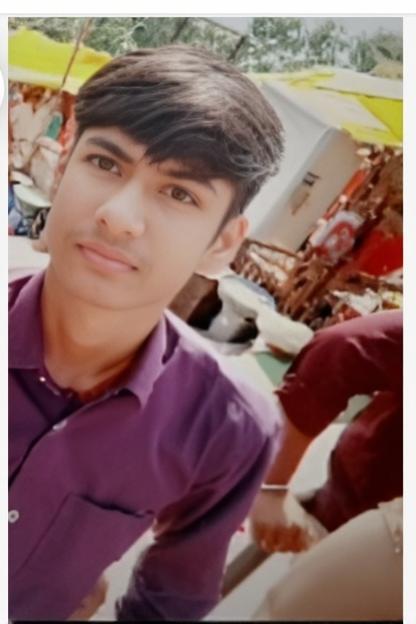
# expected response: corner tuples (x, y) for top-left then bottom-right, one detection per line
(229, 69), (403, 329)
(8, 27), (111, 236)
(232, 148), (402, 329)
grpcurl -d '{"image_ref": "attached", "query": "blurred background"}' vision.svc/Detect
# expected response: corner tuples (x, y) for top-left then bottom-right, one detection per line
(9, 16), (403, 76)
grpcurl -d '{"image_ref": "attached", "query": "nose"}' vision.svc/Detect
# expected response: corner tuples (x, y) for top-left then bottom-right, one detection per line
(95, 181), (146, 239)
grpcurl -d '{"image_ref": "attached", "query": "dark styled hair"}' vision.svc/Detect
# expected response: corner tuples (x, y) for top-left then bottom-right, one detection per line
(75, 45), (284, 217)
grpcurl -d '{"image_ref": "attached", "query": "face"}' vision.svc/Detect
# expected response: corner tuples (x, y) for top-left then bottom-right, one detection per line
(45, 127), (246, 311)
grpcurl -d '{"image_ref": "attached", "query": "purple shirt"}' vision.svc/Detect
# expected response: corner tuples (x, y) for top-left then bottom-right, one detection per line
(9, 271), (280, 621)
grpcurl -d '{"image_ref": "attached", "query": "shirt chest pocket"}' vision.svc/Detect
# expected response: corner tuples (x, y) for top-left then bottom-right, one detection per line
(10, 493), (153, 621)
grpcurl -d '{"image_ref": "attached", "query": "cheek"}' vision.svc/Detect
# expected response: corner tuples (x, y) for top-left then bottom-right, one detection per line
(48, 171), (98, 235)
(53, 162), (107, 216)
(151, 226), (211, 286)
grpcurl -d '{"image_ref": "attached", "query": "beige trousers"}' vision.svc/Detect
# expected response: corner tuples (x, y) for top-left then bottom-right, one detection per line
(254, 498), (402, 621)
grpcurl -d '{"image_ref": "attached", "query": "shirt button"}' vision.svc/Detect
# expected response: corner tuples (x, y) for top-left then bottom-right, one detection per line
(52, 420), (67, 431)
(8, 509), (20, 524)
(39, 376), (46, 383)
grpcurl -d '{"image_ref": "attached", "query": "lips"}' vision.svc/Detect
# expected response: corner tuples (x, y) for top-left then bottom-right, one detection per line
(77, 241), (138, 273)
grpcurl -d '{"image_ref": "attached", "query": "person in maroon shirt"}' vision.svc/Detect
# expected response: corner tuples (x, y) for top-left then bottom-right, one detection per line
(251, 310), (402, 551)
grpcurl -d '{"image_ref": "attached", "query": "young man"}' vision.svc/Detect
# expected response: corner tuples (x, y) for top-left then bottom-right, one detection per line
(9, 46), (284, 621)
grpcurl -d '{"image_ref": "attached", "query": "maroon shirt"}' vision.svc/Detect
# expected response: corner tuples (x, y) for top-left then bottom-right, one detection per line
(277, 310), (402, 531)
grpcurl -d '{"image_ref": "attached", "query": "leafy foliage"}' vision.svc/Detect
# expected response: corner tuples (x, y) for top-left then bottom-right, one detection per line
(8, 16), (402, 76)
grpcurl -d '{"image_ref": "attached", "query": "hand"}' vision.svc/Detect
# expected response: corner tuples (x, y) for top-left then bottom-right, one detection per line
(250, 489), (327, 554)
(67, 574), (108, 621)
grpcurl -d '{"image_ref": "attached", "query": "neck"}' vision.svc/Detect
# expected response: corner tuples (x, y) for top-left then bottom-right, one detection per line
(41, 266), (163, 393)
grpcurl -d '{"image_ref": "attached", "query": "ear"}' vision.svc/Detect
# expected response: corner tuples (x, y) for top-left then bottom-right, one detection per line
(196, 215), (249, 276)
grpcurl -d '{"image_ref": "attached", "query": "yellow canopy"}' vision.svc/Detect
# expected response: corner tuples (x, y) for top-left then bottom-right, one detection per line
(9, 31), (402, 147)
(251, 68), (402, 146)
(9, 28), (111, 94)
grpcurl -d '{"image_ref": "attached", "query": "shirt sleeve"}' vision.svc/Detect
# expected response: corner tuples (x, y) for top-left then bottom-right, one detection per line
(277, 310), (402, 437)
(116, 399), (279, 621)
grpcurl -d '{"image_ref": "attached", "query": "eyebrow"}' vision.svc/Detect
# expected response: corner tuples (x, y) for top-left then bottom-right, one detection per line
(85, 137), (135, 164)
(160, 166), (217, 195)
(84, 138), (218, 194)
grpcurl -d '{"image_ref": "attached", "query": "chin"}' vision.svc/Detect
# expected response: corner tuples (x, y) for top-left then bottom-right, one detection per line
(50, 264), (127, 310)
(69, 272), (171, 312)
(49, 251), (177, 312)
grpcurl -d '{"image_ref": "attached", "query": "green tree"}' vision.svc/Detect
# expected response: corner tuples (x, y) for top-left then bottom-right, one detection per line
(241, 18), (354, 72)
(349, 29), (402, 73)
(9, 16), (82, 42)
(9, 16), (239, 59)
(175, 18), (241, 59)
(307, 20), (350, 67)
(239, 18), (308, 72)
(8, 16), (402, 77)
(349, 36), (377, 72)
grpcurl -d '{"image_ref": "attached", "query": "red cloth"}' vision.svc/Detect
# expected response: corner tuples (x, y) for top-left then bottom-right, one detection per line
(352, 229), (403, 276)
(276, 310), (402, 530)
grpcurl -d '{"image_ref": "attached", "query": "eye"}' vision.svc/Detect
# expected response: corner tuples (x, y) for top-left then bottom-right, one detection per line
(165, 186), (196, 205)
(87, 155), (121, 176)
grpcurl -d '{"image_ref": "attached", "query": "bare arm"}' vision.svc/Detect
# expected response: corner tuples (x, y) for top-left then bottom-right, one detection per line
(250, 409), (326, 553)
(264, 407), (313, 486)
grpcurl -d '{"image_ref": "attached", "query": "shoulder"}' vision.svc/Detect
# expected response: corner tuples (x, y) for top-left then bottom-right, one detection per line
(8, 270), (38, 308)
(292, 309), (402, 369)
(314, 310), (402, 345)
(164, 311), (281, 443)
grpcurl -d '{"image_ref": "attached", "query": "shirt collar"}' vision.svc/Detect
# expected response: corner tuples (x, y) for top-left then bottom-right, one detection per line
(9, 269), (169, 407)
(123, 315), (168, 407)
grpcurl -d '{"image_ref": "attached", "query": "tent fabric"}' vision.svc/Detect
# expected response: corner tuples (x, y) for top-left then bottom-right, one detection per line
(251, 68), (402, 146)
(9, 29), (402, 146)
(9, 28), (111, 94)
(356, 95), (403, 142)
(282, 67), (402, 100)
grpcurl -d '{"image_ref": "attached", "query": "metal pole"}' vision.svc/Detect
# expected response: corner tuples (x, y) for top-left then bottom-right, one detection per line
(228, 35), (247, 62)
(59, 17), (93, 93)
(171, 18), (189, 43)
